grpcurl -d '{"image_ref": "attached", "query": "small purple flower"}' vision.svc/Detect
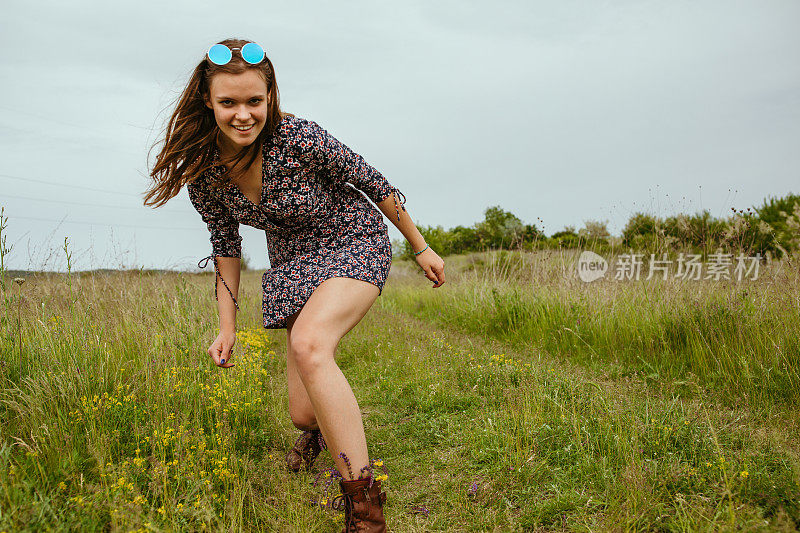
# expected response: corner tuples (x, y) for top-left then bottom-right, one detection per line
(468, 482), (478, 495)
(338, 451), (354, 479)
(410, 505), (430, 517)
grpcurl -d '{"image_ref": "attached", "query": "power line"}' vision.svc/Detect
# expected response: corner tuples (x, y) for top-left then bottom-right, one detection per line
(0, 105), (148, 158)
(7, 214), (204, 232)
(0, 172), (157, 199)
(0, 104), (108, 132)
(0, 191), (195, 214)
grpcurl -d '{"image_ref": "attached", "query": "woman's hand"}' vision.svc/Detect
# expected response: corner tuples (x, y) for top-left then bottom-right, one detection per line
(208, 330), (236, 368)
(415, 246), (446, 288)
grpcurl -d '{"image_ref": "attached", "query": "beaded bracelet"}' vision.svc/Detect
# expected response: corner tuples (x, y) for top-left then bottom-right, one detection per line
(414, 244), (429, 256)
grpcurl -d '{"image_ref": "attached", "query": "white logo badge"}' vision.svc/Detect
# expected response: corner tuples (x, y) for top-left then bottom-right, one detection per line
(577, 251), (608, 282)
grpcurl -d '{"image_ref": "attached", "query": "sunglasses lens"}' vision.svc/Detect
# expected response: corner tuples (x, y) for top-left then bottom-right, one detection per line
(241, 42), (265, 64)
(208, 44), (232, 65)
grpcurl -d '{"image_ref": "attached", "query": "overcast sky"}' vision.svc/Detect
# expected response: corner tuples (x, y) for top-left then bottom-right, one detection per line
(1, 0), (798, 271)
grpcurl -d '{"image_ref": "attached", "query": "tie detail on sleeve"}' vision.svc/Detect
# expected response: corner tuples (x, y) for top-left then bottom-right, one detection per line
(198, 255), (240, 311)
(391, 187), (407, 223)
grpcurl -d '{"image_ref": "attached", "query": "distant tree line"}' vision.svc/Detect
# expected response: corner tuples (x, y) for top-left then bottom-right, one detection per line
(394, 193), (800, 260)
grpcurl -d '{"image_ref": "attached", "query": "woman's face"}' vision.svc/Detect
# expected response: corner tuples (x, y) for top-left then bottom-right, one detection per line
(204, 70), (269, 155)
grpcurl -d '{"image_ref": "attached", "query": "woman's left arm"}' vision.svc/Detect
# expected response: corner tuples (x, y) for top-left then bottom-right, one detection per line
(376, 193), (445, 289)
(307, 119), (444, 288)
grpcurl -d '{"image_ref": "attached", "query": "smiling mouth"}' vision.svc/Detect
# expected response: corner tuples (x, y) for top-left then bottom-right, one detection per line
(232, 124), (255, 132)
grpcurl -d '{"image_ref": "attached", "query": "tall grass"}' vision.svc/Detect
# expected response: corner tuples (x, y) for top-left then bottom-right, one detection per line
(385, 249), (800, 410)
(1, 251), (799, 530)
(0, 270), (328, 531)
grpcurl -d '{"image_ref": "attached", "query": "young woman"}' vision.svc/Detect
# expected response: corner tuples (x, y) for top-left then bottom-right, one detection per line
(144, 38), (445, 530)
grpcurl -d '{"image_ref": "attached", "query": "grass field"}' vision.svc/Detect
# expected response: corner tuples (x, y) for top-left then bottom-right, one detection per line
(1, 250), (799, 531)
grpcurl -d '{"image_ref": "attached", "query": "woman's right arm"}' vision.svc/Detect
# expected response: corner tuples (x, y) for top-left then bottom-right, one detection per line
(187, 178), (243, 368)
(207, 256), (239, 368)
(215, 256), (240, 332)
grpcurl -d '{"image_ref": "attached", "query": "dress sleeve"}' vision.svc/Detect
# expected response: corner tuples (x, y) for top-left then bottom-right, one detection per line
(187, 177), (242, 258)
(308, 120), (407, 223)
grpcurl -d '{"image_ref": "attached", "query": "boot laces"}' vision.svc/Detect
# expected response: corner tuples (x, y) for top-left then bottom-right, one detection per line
(331, 493), (356, 532)
(330, 493), (347, 511)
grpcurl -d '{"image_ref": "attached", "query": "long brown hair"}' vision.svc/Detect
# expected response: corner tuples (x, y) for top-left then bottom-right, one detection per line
(143, 38), (290, 208)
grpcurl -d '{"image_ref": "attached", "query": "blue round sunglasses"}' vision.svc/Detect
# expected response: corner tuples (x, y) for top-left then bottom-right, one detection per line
(207, 42), (266, 65)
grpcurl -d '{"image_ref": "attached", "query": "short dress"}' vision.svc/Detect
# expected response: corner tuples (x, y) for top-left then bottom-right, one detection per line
(187, 114), (407, 329)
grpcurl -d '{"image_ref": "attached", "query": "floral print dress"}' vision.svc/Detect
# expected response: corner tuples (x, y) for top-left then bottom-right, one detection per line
(187, 114), (406, 329)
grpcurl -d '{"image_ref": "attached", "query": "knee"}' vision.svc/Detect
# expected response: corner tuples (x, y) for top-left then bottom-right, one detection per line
(290, 411), (318, 431)
(289, 334), (333, 377)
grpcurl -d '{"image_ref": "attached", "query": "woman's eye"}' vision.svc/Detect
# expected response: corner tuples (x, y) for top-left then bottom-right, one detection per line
(220, 99), (259, 104)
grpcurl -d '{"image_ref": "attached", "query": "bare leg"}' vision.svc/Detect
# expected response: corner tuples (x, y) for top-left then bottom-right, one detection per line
(286, 326), (319, 431)
(285, 277), (379, 480)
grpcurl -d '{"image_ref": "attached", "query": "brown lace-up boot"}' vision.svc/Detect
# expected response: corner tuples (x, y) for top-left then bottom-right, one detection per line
(285, 429), (325, 472)
(332, 477), (388, 533)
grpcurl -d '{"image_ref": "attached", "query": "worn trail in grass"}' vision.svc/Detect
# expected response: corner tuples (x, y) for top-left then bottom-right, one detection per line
(343, 302), (800, 531)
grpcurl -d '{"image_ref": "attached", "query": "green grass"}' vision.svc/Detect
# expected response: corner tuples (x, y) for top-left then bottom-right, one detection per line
(386, 249), (800, 410)
(1, 252), (799, 531)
